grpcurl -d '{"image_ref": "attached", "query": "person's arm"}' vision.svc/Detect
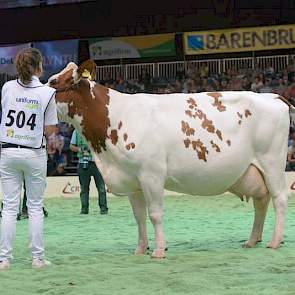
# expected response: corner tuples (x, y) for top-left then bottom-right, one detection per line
(44, 94), (58, 139)
(70, 144), (81, 153)
(69, 130), (81, 153)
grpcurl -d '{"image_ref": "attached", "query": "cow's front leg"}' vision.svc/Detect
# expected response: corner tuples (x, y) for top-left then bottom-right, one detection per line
(140, 175), (166, 259)
(128, 192), (149, 255)
(244, 195), (270, 248)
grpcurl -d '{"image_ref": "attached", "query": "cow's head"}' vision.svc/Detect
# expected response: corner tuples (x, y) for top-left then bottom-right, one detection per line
(48, 60), (111, 153)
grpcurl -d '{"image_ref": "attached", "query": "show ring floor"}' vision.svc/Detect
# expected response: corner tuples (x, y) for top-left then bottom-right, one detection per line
(1, 194), (295, 295)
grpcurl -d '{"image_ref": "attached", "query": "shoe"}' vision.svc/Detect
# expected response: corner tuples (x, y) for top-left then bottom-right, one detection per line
(21, 212), (29, 219)
(80, 211), (89, 215)
(32, 258), (51, 269)
(0, 260), (10, 270)
(43, 208), (49, 217)
(100, 210), (108, 215)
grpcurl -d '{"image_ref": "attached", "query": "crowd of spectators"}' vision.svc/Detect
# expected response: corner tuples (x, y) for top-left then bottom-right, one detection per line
(52, 58), (295, 174)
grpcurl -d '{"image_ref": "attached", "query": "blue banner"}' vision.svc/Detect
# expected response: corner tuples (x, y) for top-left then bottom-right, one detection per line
(33, 39), (78, 80)
(0, 43), (31, 75)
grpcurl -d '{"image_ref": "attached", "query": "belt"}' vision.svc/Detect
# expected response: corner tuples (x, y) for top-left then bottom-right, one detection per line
(1, 143), (46, 149)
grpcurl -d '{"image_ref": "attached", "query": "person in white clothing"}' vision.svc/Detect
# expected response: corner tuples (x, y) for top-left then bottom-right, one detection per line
(0, 48), (58, 270)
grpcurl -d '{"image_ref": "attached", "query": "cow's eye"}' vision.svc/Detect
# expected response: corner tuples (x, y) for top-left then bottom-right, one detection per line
(50, 79), (57, 86)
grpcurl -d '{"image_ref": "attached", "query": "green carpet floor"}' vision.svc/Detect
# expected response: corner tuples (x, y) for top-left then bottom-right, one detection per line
(1, 194), (295, 295)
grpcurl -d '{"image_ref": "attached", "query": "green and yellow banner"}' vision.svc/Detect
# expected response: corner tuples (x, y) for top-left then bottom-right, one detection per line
(89, 33), (175, 60)
(184, 24), (295, 55)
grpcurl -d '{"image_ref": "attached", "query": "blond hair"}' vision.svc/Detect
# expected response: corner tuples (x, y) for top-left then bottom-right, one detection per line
(15, 48), (43, 85)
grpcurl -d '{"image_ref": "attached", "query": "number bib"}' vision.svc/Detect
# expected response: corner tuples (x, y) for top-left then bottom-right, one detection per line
(0, 80), (55, 148)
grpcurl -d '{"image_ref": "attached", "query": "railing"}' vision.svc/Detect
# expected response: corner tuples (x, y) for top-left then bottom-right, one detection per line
(125, 63), (155, 79)
(96, 65), (124, 82)
(222, 57), (254, 72)
(96, 54), (295, 81)
(256, 55), (289, 72)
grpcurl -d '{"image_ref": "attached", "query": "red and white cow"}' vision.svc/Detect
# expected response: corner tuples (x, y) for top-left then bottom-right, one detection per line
(49, 61), (291, 258)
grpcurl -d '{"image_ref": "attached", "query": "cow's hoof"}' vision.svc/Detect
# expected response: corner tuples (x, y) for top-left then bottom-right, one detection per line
(151, 249), (166, 259)
(267, 241), (282, 249)
(243, 239), (260, 248)
(134, 246), (149, 255)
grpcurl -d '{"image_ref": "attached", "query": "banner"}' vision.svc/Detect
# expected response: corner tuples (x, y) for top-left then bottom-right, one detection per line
(89, 34), (175, 60)
(184, 24), (295, 55)
(33, 39), (79, 80)
(0, 43), (31, 75)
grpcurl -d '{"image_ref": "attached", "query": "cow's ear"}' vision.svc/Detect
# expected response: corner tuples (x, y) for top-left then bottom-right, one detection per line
(66, 62), (78, 70)
(49, 78), (58, 87)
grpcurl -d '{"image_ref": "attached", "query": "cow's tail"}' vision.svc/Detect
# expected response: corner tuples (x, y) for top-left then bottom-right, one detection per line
(277, 95), (295, 112)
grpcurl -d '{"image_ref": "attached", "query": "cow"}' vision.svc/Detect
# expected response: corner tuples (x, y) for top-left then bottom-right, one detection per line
(48, 60), (291, 258)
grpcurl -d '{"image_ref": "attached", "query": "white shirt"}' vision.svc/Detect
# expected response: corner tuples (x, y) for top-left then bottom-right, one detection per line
(0, 76), (58, 148)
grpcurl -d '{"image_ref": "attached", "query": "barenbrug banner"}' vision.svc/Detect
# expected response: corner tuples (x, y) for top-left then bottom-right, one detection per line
(184, 24), (295, 55)
(0, 43), (31, 75)
(89, 33), (176, 60)
(33, 39), (78, 80)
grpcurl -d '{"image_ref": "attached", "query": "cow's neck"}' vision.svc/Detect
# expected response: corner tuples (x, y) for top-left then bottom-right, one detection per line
(57, 82), (111, 153)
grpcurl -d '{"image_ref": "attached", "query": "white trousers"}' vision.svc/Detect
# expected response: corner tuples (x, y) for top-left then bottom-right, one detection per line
(0, 147), (47, 261)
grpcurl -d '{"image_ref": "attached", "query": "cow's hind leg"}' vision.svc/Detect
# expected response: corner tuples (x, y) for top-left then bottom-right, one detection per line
(229, 165), (270, 248)
(128, 192), (149, 255)
(267, 189), (288, 249)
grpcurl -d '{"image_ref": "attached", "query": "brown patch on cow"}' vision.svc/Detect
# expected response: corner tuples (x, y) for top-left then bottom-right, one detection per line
(210, 140), (221, 152)
(245, 109), (252, 118)
(187, 98), (197, 107)
(207, 92), (222, 100)
(118, 121), (123, 130)
(191, 109), (215, 133)
(53, 75), (111, 153)
(184, 138), (191, 148)
(237, 112), (243, 119)
(207, 92), (226, 112)
(110, 129), (118, 145)
(189, 105), (195, 110)
(226, 140), (231, 146)
(125, 142), (136, 150)
(191, 139), (208, 162)
(238, 120), (242, 125)
(216, 129), (223, 141)
(185, 110), (193, 117)
(123, 133), (128, 142)
(201, 117), (215, 133)
(181, 121), (195, 136)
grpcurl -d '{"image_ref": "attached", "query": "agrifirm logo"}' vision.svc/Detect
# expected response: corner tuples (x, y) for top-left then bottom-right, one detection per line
(6, 129), (14, 137)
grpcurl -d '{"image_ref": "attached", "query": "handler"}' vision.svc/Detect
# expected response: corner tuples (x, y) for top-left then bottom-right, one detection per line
(70, 129), (108, 215)
(0, 48), (58, 270)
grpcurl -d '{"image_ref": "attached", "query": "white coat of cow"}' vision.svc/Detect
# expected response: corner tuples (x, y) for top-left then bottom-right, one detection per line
(49, 61), (291, 258)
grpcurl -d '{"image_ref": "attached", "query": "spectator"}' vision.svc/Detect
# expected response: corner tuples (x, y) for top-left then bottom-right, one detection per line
(287, 139), (295, 171)
(251, 76), (264, 92)
(260, 79), (273, 93)
(264, 62), (275, 78)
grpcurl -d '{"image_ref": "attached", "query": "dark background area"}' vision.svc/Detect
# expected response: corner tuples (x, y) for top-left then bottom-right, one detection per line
(1, 0), (295, 45)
